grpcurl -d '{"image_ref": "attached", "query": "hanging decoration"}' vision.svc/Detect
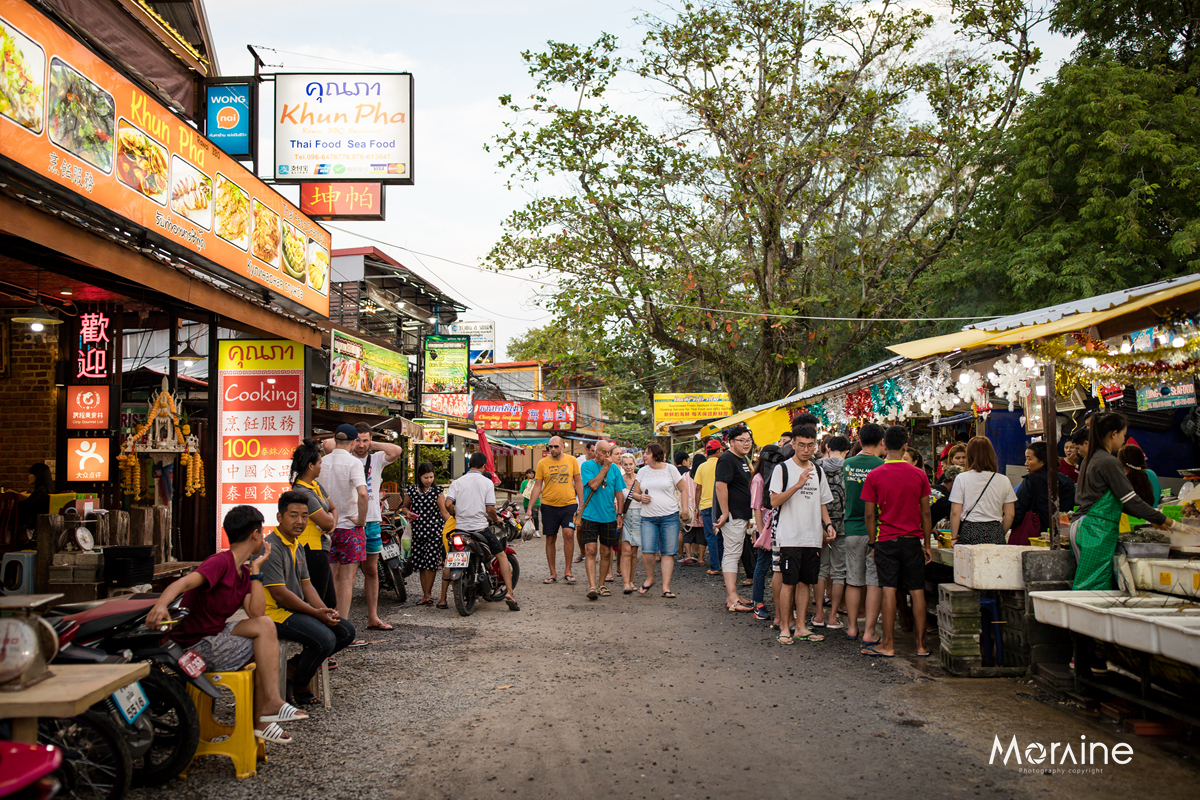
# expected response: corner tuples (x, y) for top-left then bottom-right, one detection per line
(913, 362), (958, 422)
(988, 353), (1037, 409)
(955, 369), (992, 418)
(1027, 334), (1200, 389)
(823, 396), (848, 429)
(844, 389), (873, 422)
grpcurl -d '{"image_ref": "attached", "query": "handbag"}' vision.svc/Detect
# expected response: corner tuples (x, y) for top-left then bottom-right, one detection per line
(754, 509), (774, 550)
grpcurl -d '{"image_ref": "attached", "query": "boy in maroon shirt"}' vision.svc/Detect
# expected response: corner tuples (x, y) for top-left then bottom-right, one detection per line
(148, 505), (307, 743)
(859, 426), (933, 658)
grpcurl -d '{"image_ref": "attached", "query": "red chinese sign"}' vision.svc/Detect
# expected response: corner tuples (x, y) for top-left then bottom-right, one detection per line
(76, 312), (110, 379)
(66, 386), (110, 429)
(216, 340), (304, 550)
(473, 400), (577, 431)
(299, 182), (385, 220)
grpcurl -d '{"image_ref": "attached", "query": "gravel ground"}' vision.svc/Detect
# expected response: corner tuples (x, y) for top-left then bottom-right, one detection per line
(129, 541), (1200, 800)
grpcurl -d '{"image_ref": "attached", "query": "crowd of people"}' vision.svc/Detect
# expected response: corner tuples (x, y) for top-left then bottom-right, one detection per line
(141, 407), (1176, 741)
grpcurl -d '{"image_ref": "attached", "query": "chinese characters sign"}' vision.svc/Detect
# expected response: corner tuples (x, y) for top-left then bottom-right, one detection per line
(67, 437), (109, 481)
(67, 386), (109, 429)
(652, 393), (733, 433)
(422, 335), (469, 394)
(76, 312), (110, 379)
(216, 340), (304, 550)
(473, 400), (577, 431)
(330, 329), (408, 403)
(299, 182), (385, 220)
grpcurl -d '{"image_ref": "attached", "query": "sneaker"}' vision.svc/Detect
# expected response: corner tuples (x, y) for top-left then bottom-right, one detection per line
(753, 604), (770, 621)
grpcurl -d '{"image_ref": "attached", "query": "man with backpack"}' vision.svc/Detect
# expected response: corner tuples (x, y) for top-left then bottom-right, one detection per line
(811, 436), (850, 630)
(769, 424), (836, 643)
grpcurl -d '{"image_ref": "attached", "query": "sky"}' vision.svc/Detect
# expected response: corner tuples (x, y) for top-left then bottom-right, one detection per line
(204, 1), (1074, 362)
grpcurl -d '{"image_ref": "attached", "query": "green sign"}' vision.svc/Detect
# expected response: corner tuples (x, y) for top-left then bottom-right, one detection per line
(413, 418), (447, 446)
(330, 329), (409, 403)
(422, 335), (469, 395)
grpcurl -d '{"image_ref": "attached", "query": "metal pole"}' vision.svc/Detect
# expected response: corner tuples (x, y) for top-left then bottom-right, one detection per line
(1045, 361), (1060, 549)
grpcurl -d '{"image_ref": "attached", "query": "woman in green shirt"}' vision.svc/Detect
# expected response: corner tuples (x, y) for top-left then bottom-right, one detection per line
(520, 468), (540, 532)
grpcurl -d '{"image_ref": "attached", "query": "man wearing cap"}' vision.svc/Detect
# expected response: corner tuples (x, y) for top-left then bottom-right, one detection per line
(324, 424), (369, 626)
(693, 438), (725, 575)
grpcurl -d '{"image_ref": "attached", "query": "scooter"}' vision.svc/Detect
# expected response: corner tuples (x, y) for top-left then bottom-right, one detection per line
(446, 523), (520, 616)
(377, 516), (408, 603)
(0, 741), (62, 800)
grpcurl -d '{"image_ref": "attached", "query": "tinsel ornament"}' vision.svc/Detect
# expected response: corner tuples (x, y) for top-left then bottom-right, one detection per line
(1027, 334), (1200, 389)
(989, 353), (1036, 410)
(845, 389), (873, 421)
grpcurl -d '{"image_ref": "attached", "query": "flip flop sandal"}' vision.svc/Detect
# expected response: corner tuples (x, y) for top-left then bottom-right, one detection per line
(255, 723), (292, 744)
(599, 586), (612, 596)
(349, 639), (369, 648)
(367, 623), (394, 631)
(706, 570), (721, 576)
(844, 633), (859, 641)
(326, 659), (338, 670)
(623, 588), (635, 594)
(564, 575), (577, 584)
(637, 583), (653, 595)
(435, 602), (448, 609)
(573, 556), (585, 563)
(293, 690), (319, 706)
(415, 598), (434, 606)
(587, 587), (599, 600)
(915, 650), (932, 657)
(661, 591), (676, 599)
(795, 633), (825, 642)
(825, 621), (846, 630)
(861, 646), (894, 657)
(727, 603), (754, 612)
(261, 702), (309, 723)
(542, 577), (557, 584)
(505, 596), (520, 611)
(811, 620), (827, 628)
(777, 635), (795, 645)
(861, 639), (882, 647)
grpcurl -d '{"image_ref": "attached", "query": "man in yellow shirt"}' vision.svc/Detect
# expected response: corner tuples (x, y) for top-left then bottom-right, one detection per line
(694, 439), (724, 574)
(524, 435), (584, 584)
(262, 491), (356, 706)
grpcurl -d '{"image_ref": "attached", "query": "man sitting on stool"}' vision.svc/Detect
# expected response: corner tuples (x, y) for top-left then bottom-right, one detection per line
(263, 491), (357, 706)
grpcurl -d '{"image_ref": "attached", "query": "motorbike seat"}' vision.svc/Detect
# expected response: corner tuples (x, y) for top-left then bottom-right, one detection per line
(67, 597), (161, 641)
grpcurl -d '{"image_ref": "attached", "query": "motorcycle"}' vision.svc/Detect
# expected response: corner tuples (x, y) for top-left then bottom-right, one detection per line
(495, 500), (522, 543)
(376, 515), (408, 604)
(0, 741), (62, 800)
(446, 521), (520, 617)
(43, 595), (216, 788)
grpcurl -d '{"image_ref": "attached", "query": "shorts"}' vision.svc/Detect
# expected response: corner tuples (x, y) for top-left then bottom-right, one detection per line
(720, 517), (749, 573)
(683, 523), (706, 545)
(641, 513), (680, 556)
(541, 504), (578, 538)
(177, 621), (254, 672)
(364, 521), (382, 555)
(874, 537), (926, 591)
(778, 546), (821, 586)
(579, 519), (620, 549)
(818, 532), (847, 582)
(330, 527), (366, 564)
(844, 536), (879, 587)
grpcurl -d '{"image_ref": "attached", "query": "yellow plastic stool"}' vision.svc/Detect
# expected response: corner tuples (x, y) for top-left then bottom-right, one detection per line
(184, 666), (266, 780)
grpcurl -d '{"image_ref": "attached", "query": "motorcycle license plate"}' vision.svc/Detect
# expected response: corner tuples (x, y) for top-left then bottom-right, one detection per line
(380, 542), (401, 560)
(112, 681), (149, 725)
(178, 649), (207, 678)
(445, 551), (470, 569)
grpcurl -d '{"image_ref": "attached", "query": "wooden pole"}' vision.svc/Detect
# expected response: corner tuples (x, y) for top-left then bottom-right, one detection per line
(1045, 361), (1060, 549)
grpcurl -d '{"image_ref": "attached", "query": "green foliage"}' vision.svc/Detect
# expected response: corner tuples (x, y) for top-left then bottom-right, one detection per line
(489, 0), (1040, 409)
(603, 421), (656, 450)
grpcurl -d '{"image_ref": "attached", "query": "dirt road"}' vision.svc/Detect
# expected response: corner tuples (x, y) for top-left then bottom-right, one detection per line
(145, 540), (1199, 800)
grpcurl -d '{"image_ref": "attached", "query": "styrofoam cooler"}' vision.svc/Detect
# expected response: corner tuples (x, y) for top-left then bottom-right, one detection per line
(1130, 558), (1200, 598)
(953, 544), (1039, 590)
(1, 551), (36, 595)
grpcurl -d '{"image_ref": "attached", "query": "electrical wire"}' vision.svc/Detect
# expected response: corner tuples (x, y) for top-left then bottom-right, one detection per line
(247, 45), (399, 72)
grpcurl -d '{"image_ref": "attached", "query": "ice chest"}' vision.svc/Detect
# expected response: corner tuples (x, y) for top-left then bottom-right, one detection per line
(953, 544), (1039, 590)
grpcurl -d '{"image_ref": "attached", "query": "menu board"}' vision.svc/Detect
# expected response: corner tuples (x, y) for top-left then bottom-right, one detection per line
(473, 400), (577, 431)
(216, 340), (303, 550)
(330, 329), (409, 403)
(0, 2), (330, 316)
(413, 418), (446, 446)
(422, 335), (469, 394)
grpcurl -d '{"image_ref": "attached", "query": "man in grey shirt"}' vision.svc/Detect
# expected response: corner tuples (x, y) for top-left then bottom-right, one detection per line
(446, 452), (519, 610)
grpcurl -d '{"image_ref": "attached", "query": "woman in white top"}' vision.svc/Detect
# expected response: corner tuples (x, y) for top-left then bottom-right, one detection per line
(635, 443), (690, 598)
(950, 436), (1017, 545)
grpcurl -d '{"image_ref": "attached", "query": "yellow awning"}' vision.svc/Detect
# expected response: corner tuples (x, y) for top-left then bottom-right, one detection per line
(449, 426), (479, 441)
(700, 406), (791, 446)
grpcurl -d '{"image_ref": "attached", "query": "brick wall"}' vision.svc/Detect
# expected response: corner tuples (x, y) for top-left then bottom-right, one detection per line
(0, 312), (59, 489)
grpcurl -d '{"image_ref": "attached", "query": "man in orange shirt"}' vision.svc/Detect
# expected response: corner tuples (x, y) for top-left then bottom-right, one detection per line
(524, 436), (584, 584)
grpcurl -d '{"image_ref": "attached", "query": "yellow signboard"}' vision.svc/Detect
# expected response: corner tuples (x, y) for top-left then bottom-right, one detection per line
(218, 340), (304, 371)
(653, 393), (733, 432)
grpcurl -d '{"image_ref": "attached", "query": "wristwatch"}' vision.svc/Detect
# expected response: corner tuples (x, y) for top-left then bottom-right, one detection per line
(867, 542), (875, 549)
(250, 573), (264, 581)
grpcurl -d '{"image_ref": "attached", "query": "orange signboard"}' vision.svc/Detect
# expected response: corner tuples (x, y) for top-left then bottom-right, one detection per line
(66, 437), (109, 482)
(0, 0), (331, 316)
(299, 182), (385, 220)
(66, 385), (109, 429)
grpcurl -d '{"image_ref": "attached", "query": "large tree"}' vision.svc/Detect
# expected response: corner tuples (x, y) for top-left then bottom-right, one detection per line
(488, 0), (1043, 408)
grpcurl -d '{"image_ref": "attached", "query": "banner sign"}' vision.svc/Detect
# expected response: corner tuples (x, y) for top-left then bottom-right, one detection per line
(66, 385), (109, 429)
(204, 82), (252, 158)
(653, 393), (733, 429)
(66, 436), (109, 482)
(413, 418), (446, 446)
(0, 3), (331, 316)
(422, 335), (469, 394)
(447, 320), (495, 364)
(299, 181), (385, 220)
(274, 73), (413, 184)
(1136, 382), (1196, 412)
(473, 399), (577, 431)
(217, 340), (304, 550)
(330, 329), (409, 404)
(421, 392), (471, 420)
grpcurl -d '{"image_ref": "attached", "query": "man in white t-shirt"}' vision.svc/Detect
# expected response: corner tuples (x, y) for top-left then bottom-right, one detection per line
(446, 452), (519, 610)
(770, 424), (835, 643)
(349, 423), (402, 631)
(321, 424), (368, 624)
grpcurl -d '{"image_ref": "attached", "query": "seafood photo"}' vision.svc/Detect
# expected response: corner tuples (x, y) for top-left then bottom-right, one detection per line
(47, 57), (114, 172)
(170, 156), (212, 229)
(115, 120), (168, 202)
(0, 18), (45, 134)
(251, 199), (280, 266)
(214, 173), (249, 249)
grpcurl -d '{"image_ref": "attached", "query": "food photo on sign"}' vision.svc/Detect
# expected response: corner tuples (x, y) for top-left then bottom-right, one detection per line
(413, 418), (447, 446)
(329, 329), (409, 403)
(422, 335), (469, 394)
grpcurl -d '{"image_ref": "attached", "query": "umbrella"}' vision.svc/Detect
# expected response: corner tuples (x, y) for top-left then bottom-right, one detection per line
(476, 427), (501, 486)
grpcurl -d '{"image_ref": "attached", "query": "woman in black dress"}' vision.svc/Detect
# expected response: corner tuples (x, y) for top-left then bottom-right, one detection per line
(401, 462), (450, 607)
(17, 463), (52, 537)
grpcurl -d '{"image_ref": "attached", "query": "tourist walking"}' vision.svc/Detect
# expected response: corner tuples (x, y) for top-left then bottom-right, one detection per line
(844, 423), (886, 644)
(812, 436), (849, 630)
(520, 468), (540, 533)
(345, 423), (403, 631)
(401, 462), (451, 607)
(636, 443), (689, 598)
(749, 444), (783, 621)
(679, 451), (706, 565)
(322, 424), (368, 626)
(715, 424), (755, 612)
(580, 441), (627, 600)
(694, 439), (724, 575)
(524, 436), (583, 584)
(619, 453), (644, 593)
(949, 436), (1016, 546)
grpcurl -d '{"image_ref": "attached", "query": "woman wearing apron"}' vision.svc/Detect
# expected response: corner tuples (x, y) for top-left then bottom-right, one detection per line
(1071, 411), (1173, 590)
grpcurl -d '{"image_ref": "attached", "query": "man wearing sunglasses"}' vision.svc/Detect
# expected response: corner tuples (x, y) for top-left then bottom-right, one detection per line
(524, 436), (584, 584)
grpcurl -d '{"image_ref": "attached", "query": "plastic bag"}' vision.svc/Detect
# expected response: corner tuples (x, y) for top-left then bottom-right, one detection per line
(521, 520), (537, 541)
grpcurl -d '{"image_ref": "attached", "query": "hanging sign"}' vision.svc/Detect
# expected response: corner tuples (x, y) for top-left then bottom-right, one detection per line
(446, 320), (495, 364)
(299, 181), (385, 220)
(653, 393), (733, 429)
(1136, 382), (1196, 412)
(473, 399), (577, 431)
(274, 73), (413, 184)
(330, 329), (409, 404)
(413, 418), (446, 446)
(204, 82), (253, 159)
(75, 310), (111, 379)
(421, 392), (471, 420)
(422, 335), (469, 394)
(0, 3), (331, 316)
(66, 436), (109, 481)
(66, 385), (109, 429)
(216, 340), (304, 550)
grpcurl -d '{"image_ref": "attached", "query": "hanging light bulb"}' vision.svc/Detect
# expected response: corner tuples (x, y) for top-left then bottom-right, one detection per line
(1173, 334), (1186, 348)
(1119, 339), (1132, 354)
(1020, 355), (1036, 369)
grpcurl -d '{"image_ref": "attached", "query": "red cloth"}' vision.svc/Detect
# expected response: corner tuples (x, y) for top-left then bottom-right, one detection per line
(171, 550), (250, 647)
(860, 461), (931, 542)
(1059, 460), (1079, 483)
(476, 428), (501, 486)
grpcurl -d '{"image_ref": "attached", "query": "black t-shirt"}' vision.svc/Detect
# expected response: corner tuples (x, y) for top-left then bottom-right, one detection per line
(714, 451), (753, 519)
